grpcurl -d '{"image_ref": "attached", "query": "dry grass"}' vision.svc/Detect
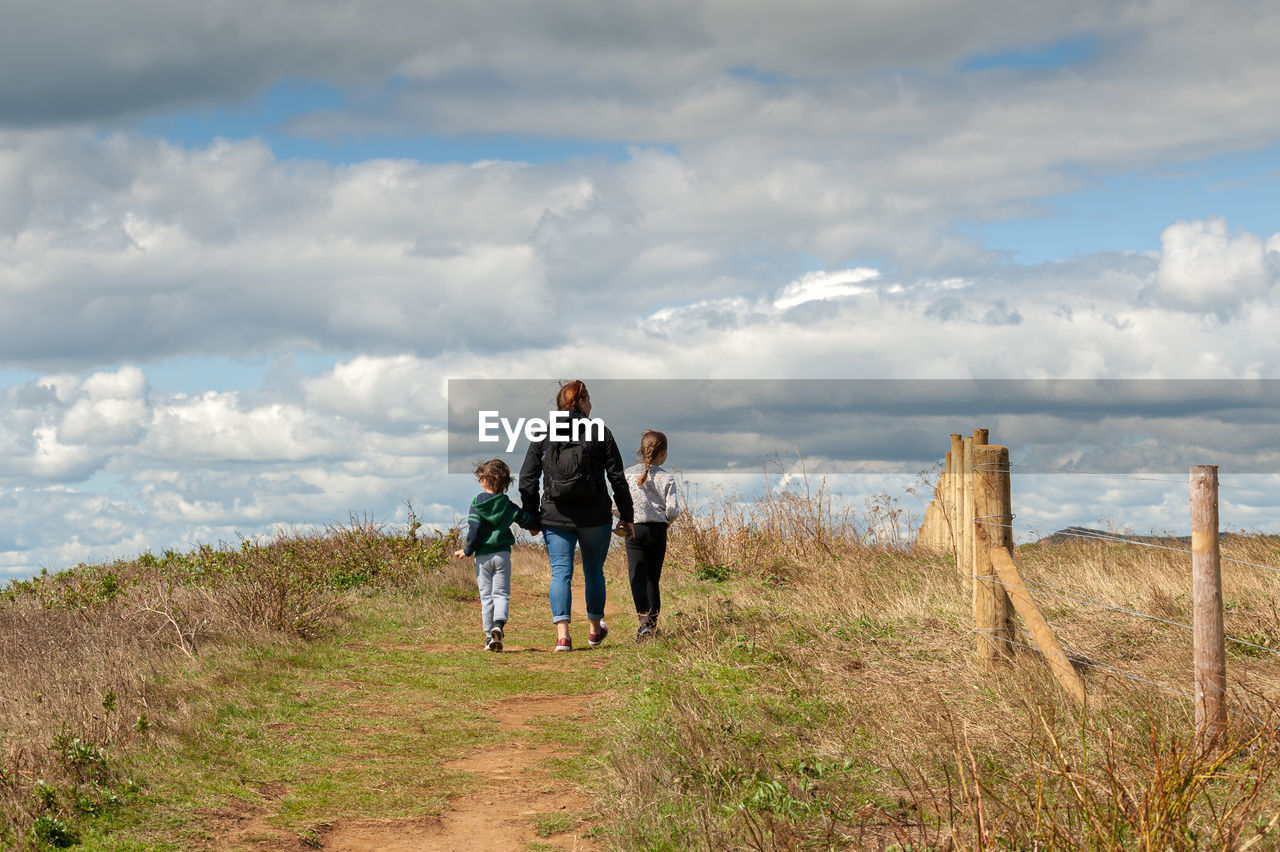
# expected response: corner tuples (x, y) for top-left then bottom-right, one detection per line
(6, 475), (1280, 850)
(0, 514), (456, 850)
(668, 464), (911, 586)
(596, 477), (1280, 850)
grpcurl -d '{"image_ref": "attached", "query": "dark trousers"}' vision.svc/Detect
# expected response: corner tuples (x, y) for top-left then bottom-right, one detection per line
(625, 522), (668, 622)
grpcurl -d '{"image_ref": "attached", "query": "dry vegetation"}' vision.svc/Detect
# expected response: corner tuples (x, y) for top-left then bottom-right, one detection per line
(5, 474), (1280, 850)
(0, 512), (455, 850)
(597, 475), (1280, 850)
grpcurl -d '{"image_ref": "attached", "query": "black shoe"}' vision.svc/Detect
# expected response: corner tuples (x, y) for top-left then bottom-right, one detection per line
(489, 624), (504, 652)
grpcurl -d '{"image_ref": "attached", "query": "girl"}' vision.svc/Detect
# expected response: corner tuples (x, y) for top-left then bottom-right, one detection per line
(623, 430), (680, 642)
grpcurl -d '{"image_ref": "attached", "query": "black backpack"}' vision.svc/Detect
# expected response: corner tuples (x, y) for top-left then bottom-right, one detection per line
(542, 438), (601, 502)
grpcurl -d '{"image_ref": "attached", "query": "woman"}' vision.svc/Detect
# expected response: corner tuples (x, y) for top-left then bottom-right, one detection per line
(519, 380), (634, 651)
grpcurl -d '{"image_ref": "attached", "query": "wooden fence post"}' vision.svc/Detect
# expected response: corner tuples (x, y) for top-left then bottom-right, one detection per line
(960, 435), (975, 595)
(1191, 465), (1226, 743)
(949, 434), (963, 578)
(943, 450), (953, 527)
(970, 429), (989, 604)
(990, 548), (1087, 704)
(973, 443), (1013, 663)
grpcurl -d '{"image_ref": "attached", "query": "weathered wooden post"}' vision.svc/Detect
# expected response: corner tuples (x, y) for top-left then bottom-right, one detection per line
(942, 449), (953, 537)
(1191, 465), (1226, 743)
(989, 548), (1087, 704)
(972, 443), (1013, 663)
(970, 429), (989, 600)
(949, 434), (963, 576)
(960, 435), (974, 594)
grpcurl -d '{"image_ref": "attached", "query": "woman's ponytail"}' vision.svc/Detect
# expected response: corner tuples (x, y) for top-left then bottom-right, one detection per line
(556, 379), (588, 412)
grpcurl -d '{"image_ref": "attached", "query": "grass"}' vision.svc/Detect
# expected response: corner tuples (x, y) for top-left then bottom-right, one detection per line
(5, 480), (1280, 850)
(533, 810), (583, 837)
(591, 489), (1280, 850)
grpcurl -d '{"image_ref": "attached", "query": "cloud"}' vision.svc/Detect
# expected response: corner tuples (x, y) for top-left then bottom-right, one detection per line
(5, 258), (1280, 577)
(5, 4), (1280, 284)
(773, 268), (882, 310)
(6, 2), (1280, 573)
(0, 2), (1117, 127)
(0, 357), (464, 576)
(0, 133), (575, 368)
(1144, 217), (1280, 317)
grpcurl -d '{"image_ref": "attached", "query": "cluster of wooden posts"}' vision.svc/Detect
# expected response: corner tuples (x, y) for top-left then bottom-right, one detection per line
(916, 431), (1228, 742)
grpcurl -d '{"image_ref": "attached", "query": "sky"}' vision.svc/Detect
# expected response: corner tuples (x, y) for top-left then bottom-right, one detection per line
(4, 0), (1280, 577)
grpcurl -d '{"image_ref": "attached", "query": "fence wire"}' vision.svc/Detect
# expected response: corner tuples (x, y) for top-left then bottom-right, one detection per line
(965, 498), (1280, 577)
(940, 456), (1280, 723)
(990, 465), (1280, 499)
(973, 627), (1199, 702)
(974, 572), (1280, 658)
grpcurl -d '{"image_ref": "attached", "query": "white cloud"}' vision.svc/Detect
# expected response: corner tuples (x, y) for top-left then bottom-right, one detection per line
(301, 355), (444, 428)
(773, 268), (881, 310)
(59, 366), (150, 445)
(0, 2), (1122, 127)
(5, 3), (1280, 574)
(0, 357), (467, 575)
(1145, 217), (1279, 316)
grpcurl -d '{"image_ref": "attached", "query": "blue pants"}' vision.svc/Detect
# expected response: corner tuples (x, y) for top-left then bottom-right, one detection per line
(475, 551), (511, 633)
(544, 525), (611, 623)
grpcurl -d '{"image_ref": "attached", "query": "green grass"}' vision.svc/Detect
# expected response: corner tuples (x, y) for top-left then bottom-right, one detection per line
(12, 516), (1280, 850)
(68, 562), (624, 849)
(532, 810), (582, 837)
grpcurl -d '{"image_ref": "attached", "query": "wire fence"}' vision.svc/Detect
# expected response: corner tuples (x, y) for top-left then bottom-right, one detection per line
(962, 465), (1280, 716)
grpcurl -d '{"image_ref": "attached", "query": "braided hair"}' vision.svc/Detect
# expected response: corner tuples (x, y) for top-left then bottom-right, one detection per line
(635, 430), (668, 486)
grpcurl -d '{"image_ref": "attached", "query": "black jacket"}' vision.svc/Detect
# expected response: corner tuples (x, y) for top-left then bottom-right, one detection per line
(518, 409), (634, 529)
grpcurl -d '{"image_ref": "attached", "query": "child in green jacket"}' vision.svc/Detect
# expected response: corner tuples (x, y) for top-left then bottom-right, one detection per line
(453, 459), (539, 651)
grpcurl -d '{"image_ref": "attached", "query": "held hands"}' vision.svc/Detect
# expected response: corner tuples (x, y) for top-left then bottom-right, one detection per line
(614, 521), (635, 540)
(452, 548), (466, 559)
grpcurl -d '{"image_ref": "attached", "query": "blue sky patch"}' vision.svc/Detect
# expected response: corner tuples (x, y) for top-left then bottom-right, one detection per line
(136, 77), (640, 165)
(141, 353), (341, 395)
(958, 143), (1280, 263)
(961, 35), (1100, 72)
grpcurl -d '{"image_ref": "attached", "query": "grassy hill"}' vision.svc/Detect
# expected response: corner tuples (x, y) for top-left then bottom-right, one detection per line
(4, 491), (1280, 850)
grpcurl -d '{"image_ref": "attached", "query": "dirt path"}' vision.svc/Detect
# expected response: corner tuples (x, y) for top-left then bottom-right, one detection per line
(196, 562), (628, 852)
(320, 693), (599, 851)
(204, 688), (603, 852)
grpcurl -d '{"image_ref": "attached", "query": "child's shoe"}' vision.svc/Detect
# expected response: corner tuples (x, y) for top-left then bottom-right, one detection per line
(554, 637), (572, 652)
(489, 623), (504, 653)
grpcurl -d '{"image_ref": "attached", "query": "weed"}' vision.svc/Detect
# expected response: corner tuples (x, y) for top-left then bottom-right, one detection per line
(694, 561), (732, 583)
(532, 810), (579, 837)
(30, 815), (76, 848)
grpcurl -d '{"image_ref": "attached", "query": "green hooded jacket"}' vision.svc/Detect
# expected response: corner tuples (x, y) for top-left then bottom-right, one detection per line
(464, 492), (538, 556)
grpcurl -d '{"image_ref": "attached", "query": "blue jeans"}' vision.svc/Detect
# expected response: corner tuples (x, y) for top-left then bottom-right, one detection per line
(544, 525), (611, 623)
(475, 551), (511, 633)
